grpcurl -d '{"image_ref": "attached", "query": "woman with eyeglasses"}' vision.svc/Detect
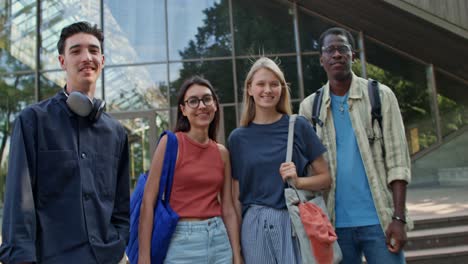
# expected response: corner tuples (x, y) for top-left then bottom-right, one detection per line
(138, 76), (242, 264)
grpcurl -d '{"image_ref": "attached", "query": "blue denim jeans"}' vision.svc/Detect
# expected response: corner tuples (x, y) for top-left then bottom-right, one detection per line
(164, 216), (232, 264)
(336, 224), (405, 264)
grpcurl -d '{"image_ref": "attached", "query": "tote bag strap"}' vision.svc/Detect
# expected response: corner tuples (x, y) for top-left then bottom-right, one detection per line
(286, 115), (302, 200)
(156, 130), (178, 204)
(286, 115), (323, 202)
(286, 114), (297, 163)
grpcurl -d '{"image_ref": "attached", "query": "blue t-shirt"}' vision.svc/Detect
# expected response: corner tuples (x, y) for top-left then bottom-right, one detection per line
(228, 115), (326, 215)
(330, 93), (379, 227)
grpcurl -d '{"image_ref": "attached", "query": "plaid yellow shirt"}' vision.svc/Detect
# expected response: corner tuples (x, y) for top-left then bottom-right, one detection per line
(299, 72), (413, 231)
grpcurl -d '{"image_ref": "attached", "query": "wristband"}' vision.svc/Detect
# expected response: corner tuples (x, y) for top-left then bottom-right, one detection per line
(392, 215), (407, 224)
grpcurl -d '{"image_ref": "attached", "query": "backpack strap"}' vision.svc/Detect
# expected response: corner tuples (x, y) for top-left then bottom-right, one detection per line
(368, 79), (382, 131)
(368, 79), (386, 158)
(311, 87), (324, 130)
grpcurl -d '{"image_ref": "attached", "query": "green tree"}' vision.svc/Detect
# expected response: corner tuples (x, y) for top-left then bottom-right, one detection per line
(169, 0), (232, 104)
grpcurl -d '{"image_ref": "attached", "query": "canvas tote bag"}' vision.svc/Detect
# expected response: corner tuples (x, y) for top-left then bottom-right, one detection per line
(284, 115), (342, 264)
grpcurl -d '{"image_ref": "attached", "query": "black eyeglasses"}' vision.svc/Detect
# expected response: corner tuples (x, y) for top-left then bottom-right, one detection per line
(321, 44), (352, 55)
(184, 95), (215, 108)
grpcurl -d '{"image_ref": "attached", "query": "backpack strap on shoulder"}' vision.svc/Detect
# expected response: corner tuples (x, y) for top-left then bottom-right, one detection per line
(368, 79), (382, 131)
(311, 87), (324, 130)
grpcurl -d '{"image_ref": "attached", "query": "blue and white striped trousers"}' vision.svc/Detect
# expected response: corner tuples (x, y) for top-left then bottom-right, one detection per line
(241, 205), (301, 264)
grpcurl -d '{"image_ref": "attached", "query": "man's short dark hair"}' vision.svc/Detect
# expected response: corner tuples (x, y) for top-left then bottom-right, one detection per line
(57, 21), (104, 55)
(318, 27), (356, 55)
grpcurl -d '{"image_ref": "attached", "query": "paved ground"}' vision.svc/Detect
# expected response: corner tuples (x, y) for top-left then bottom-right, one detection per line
(407, 185), (468, 220)
(0, 185), (467, 243)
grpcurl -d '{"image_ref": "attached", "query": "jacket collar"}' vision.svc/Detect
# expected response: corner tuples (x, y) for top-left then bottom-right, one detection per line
(322, 72), (363, 106)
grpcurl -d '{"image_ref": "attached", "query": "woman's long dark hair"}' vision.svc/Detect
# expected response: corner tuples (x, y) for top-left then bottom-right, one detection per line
(174, 76), (220, 141)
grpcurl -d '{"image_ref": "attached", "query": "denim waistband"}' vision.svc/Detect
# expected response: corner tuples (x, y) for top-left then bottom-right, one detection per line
(175, 216), (223, 232)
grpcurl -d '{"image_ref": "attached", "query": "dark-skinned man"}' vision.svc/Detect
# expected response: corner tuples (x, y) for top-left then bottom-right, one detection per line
(299, 27), (412, 264)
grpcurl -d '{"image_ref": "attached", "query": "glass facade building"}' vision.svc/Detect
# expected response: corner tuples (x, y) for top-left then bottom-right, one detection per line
(1, 0), (467, 196)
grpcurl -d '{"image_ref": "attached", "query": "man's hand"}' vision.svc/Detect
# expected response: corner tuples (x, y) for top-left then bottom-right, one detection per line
(385, 220), (407, 253)
(388, 180), (408, 253)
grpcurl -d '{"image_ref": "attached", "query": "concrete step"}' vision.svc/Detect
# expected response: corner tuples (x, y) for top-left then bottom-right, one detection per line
(413, 214), (468, 231)
(406, 245), (468, 264)
(406, 225), (468, 251)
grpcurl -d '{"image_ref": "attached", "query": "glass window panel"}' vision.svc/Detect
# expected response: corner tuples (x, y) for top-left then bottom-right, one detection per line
(104, 0), (166, 65)
(0, 0), (36, 73)
(365, 39), (436, 154)
(168, 0), (231, 60)
(39, 71), (64, 100)
(169, 60), (234, 105)
(281, 57), (299, 99)
(0, 73), (36, 203)
(302, 55), (328, 97)
(233, 0), (295, 55)
(41, 0), (100, 70)
(411, 130), (468, 187)
(221, 105), (237, 143)
(236, 56), (298, 102)
(116, 112), (169, 189)
(435, 72), (468, 138)
(298, 9), (338, 53)
(235, 59), (250, 101)
(104, 64), (168, 112)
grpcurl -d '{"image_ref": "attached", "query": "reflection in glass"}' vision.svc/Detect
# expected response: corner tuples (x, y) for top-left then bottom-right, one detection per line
(169, 60), (234, 105)
(118, 113), (169, 189)
(222, 105), (237, 143)
(0, 73), (36, 201)
(302, 55), (328, 96)
(104, 64), (168, 112)
(365, 40), (436, 154)
(435, 72), (468, 138)
(39, 71), (63, 100)
(298, 9), (336, 53)
(168, 0), (231, 60)
(104, 0), (166, 64)
(41, 0), (100, 70)
(0, 0), (36, 73)
(233, 0), (294, 55)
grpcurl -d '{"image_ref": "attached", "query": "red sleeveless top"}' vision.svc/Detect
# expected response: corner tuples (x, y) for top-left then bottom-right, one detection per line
(169, 132), (224, 218)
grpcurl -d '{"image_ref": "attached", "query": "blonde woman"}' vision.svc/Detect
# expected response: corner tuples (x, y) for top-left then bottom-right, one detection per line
(228, 57), (331, 263)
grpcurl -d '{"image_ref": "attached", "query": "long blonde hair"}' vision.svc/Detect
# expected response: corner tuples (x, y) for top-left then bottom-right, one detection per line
(240, 57), (292, 126)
